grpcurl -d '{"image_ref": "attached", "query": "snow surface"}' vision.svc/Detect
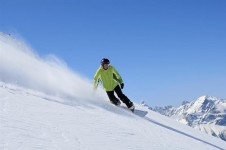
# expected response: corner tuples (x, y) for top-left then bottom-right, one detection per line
(1, 33), (226, 150)
(1, 82), (226, 150)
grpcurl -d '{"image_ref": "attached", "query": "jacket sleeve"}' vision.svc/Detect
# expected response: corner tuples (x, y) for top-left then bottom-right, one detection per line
(93, 68), (101, 90)
(112, 66), (123, 84)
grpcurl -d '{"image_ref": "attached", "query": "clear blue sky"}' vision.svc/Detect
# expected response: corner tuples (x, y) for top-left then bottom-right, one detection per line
(1, 0), (226, 106)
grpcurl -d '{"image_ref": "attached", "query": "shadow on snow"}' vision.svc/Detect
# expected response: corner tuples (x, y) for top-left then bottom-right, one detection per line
(145, 117), (224, 150)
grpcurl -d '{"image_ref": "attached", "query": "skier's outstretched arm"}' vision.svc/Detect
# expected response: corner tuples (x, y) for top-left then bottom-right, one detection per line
(93, 69), (101, 90)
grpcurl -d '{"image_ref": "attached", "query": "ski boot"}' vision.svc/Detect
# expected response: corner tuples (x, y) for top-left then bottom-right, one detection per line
(127, 102), (135, 112)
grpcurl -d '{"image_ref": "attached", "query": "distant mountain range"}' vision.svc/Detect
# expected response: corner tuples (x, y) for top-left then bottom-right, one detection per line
(142, 96), (226, 141)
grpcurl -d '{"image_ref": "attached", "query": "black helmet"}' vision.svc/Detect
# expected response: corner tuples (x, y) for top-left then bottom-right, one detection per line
(101, 58), (110, 65)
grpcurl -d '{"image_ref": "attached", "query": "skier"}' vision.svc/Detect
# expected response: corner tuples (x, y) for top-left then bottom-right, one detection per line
(93, 58), (135, 111)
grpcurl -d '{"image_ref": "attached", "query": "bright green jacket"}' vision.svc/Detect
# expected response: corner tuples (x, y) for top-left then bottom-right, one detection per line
(93, 65), (123, 91)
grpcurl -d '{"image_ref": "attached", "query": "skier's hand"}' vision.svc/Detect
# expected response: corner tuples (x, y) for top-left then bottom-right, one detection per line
(93, 85), (98, 91)
(120, 83), (124, 89)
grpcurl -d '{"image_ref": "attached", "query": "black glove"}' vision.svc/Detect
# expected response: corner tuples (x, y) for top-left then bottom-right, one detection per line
(120, 83), (124, 89)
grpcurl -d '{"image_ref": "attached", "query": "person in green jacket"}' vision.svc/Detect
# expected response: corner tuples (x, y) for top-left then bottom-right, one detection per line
(94, 58), (134, 111)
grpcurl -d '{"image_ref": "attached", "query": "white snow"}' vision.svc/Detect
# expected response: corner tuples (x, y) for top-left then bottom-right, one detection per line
(194, 124), (226, 141)
(187, 96), (206, 114)
(1, 82), (226, 150)
(186, 96), (220, 114)
(1, 33), (226, 150)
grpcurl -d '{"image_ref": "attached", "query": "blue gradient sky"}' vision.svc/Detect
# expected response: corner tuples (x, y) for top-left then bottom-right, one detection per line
(1, 0), (226, 106)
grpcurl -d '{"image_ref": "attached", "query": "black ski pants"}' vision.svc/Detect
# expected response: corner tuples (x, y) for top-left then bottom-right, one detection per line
(106, 85), (131, 107)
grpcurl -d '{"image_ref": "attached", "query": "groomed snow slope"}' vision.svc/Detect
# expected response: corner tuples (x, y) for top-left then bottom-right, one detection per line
(1, 82), (226, 150)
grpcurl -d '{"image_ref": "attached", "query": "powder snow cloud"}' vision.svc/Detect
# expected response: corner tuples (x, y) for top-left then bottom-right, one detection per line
(0, 32), (106, 104)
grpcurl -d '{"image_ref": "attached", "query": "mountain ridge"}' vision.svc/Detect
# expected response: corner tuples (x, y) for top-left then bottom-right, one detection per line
(149, 96), (226, 141)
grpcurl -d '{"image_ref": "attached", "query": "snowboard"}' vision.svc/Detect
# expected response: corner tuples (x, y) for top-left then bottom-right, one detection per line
(119, 105), (148, 117)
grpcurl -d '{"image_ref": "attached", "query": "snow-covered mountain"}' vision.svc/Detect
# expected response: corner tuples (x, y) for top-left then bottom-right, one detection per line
(1, 33), (226, 149)
(152, 96), (226, 141)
